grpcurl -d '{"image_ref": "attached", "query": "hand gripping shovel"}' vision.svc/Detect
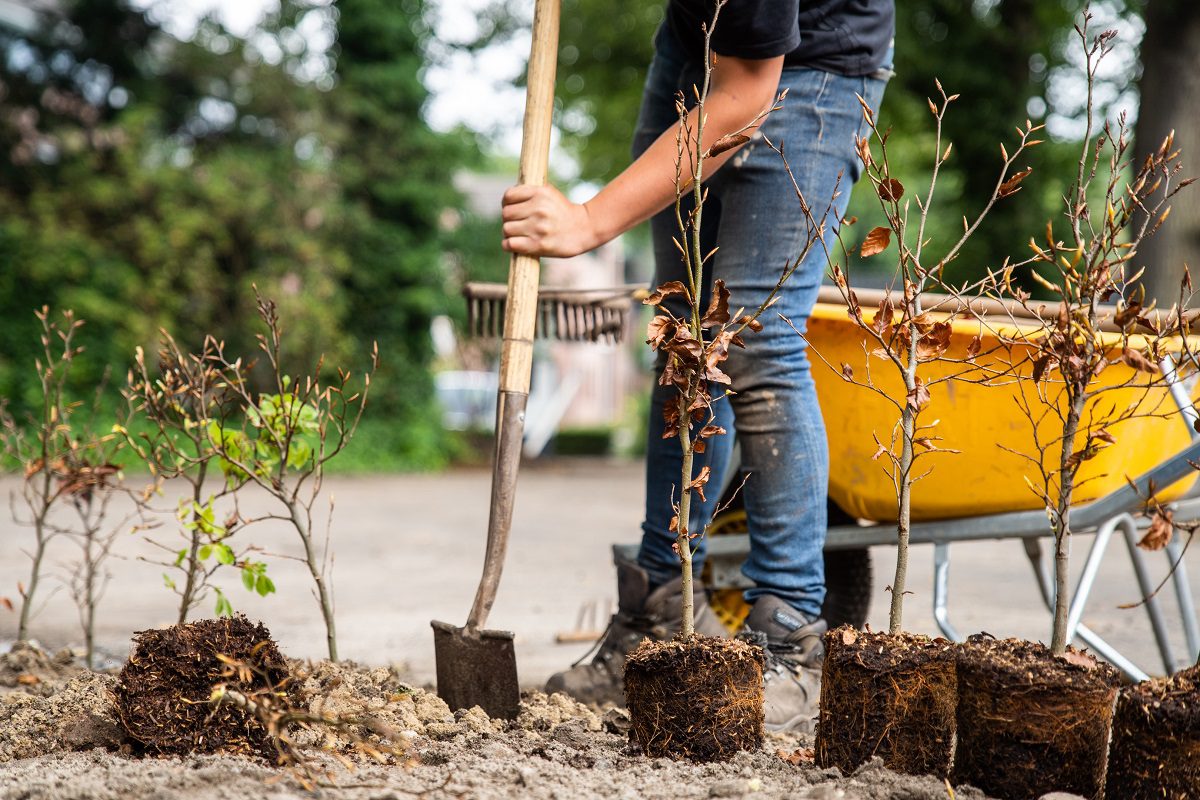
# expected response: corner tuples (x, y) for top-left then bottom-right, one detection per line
(430, 0), (560, 721)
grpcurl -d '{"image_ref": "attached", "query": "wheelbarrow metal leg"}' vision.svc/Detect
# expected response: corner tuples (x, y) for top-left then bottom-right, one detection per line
(932, 542), (962, 642)
(1122, 519), (1179, 673)
(1065, 514), (1126, 642)
(1165, 533), (1200, 665)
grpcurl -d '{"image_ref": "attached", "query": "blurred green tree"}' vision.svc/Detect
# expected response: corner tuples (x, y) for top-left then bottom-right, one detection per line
(0, 0), (471, 467)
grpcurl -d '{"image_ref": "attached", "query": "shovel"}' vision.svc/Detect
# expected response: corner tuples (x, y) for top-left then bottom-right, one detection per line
(431, 0), (560, 721)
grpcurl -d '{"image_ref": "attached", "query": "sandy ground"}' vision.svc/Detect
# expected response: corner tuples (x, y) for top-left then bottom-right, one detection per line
(0, 645), (996, 800)
(0, 458), (1186, 799)
(2, 458), (1196, 683)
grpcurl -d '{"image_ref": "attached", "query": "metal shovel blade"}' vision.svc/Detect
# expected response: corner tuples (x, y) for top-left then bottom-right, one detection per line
(430, 619), (520, 720)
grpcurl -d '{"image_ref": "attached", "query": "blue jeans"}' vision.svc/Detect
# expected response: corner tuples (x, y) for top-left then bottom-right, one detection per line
(634, 25), (889, 619)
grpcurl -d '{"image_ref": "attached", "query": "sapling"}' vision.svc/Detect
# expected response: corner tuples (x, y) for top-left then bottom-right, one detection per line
(642, 0), (833, 636)
(985, 16), (1194, 656)
(55, 414), (146, 668)
(794, 83), (1044, 634)
(1, 308), (85, 642)
(202, 291), (376, 661)
(122, 332), (271, 622)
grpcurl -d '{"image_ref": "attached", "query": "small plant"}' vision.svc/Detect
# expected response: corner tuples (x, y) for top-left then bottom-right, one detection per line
(57, 409), (148, 669)
(1, 308), (85, 643)
(201, 290), (377, 662)
(811, 83), (1042, 636)
(984, 17), (1193, 657)
(123, 332), (269, 622)
(627, 0), (840, 762)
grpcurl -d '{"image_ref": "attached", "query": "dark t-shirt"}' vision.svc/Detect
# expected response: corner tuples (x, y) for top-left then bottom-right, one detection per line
(665, 0), (894, 76)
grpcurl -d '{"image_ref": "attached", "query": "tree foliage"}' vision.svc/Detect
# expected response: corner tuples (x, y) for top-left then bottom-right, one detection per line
(0, 0), (468, 467)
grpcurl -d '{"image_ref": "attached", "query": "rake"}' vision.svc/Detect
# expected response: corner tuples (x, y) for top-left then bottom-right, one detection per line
(462, 281), (647, 344)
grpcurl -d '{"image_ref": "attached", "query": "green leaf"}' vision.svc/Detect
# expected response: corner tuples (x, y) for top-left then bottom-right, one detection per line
(174, 549), (188, 567)
(214, 590), (232, 617)
(242, 569), (256, 591)
(215, 544), (235, 566)
(163, 573), (176, 590)
(198, 544), (212, 561)
(255, 574), (275, 597)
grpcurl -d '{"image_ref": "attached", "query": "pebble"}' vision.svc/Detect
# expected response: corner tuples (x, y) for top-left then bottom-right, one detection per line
(1038, 794), (1087, 800)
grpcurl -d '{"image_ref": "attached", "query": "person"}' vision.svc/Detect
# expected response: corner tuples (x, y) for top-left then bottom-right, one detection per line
(500, 0), (894, 731)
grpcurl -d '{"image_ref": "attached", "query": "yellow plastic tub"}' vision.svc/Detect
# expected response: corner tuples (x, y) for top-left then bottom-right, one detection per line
(807, 293), (1198, 522)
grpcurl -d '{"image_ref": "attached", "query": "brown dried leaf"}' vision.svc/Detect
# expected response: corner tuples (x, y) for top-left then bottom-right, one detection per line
(702, 280), (731, 328)
(0, 597), (11, 612)
(872, 296), (895, 334)
(860, 226), (892, 258)
(1032, 355), (1051, 383)
(646, 315), (674, 349)
(778, 748), (815, 766)
(907, 377), (931, 412)
(1094, 428), (1117, 445)
(738, 315), (764, 333)
(1114, 300), (1143, 329)
(871, 442), (889, 461)
(16, 673), (39, 686)
(1121, 347), (1157, 374)
(916, 321), (952, 362)
(1139, 508), (1174, 551)
(644, 280), (690, 306)
(967, 335), (982, 360)
(878, 177), (905, 202)
(708, 132), (750, 157)
(841, 363), (854, 381)
(699, 424), (726, 439)
(1058, 650), (1098, 669)
(687, 466), (711, 503)
(998, 167), (1033, 198)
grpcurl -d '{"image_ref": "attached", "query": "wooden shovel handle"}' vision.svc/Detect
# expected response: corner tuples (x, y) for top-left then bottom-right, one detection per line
(467, 0), (560, 632)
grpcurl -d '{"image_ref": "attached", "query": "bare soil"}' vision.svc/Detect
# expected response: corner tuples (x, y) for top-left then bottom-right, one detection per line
(0, 646), (1003, 800)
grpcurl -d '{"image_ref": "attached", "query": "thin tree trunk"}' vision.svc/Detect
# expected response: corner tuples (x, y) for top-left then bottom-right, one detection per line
(1136, 0), (1200, 306)
(677, 398), (695, 638)
(17, 525), (48, 642)
(890, 405), (915, 635)
(177, 463), (208, 625)
(1050, 396), (1085, 656)
(291, 504), (337, 661)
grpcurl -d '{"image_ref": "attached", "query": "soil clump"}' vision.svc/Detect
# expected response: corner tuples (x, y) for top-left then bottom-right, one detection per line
(625, 635), (764, 762)
(816, 626), (956, 778)
(953, 635), (1118, 800)
(0, 642), (82, 696)
(113, 616), (291, 759)
(1106, 665), (1200, 799)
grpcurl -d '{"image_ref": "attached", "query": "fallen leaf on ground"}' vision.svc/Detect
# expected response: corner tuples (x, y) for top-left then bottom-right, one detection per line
(778, 748), (815, 766)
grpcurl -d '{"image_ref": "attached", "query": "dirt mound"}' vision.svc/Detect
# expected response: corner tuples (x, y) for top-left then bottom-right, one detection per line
(113, 617), (291, 759)
(0, 642), (82, 696)
(0, 671), (124, 762)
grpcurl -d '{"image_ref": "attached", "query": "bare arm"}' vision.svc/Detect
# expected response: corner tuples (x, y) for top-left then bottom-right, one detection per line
(500, 53), (785, 258)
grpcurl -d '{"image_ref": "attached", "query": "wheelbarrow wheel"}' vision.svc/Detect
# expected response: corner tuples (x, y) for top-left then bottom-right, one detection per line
(704, 496), (872, 631)
(820, 547), (872, 629)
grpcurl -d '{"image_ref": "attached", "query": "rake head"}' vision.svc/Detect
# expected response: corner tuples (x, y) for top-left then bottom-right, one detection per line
(462, 282), (643, 344)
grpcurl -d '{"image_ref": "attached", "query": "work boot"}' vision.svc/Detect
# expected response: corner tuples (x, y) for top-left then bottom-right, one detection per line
(744, 594), (827, 732)
(545, 550), (728, 706)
